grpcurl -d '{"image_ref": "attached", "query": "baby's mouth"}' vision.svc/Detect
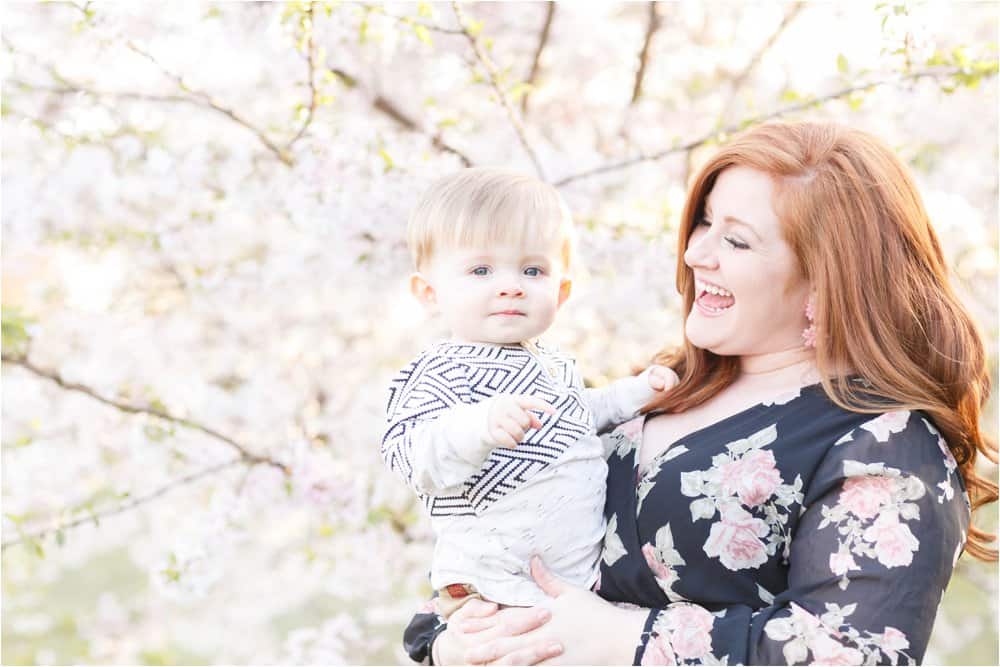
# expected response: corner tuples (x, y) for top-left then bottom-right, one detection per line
(694, 279), (735, 313)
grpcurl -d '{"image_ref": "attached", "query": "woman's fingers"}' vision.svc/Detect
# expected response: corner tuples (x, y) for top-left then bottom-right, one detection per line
(460, 606), (550, 635)
(492, 642), (564, 665)
(454, 598), (499, 619)
(466, 636), (552, 665)
(530, 557), (566, 598)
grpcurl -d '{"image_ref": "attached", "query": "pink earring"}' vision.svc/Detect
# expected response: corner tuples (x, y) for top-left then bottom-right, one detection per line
(802, 295), (817, 349)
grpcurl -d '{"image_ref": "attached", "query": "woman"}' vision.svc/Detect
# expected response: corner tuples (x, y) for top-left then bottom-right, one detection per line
(403, 121), (997, 665)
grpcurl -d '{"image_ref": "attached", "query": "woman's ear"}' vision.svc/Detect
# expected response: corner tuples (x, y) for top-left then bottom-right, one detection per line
(409, 272), (438, 310)
(557, 277), (572, 308)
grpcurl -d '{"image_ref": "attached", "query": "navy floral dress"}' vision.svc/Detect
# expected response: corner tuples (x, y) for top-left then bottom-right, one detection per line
(403, 382), (970, 665)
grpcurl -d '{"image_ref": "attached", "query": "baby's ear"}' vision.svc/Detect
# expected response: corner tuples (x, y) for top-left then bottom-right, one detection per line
(557, 277), (572, 308)
(409, 272), (437, 309)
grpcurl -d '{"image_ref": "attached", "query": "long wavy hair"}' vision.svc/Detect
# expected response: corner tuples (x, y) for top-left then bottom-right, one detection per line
(647, 121), (997, 561)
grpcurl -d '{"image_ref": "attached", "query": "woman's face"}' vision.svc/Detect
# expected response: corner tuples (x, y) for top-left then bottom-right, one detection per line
(683, 166), (811, 358)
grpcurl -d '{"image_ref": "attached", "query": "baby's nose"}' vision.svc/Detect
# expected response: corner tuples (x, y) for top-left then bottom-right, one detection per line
(498, 284), (525, 297)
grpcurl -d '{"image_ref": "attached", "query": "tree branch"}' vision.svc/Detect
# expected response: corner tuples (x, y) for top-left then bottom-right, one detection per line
(722, 2), (805, 122)
(521, 2), (556, 114)
(358, 2), (465, 35)
(555, 66), (984, 187)
(370, 93), (473, 166)
(286, 2), (319, 151)
(1, 457), (245, 552)
(630, 2), (662, 105)
(1, 354), (288, 473)
(452, 1), (546, 180)
(125, 41), (294, 166)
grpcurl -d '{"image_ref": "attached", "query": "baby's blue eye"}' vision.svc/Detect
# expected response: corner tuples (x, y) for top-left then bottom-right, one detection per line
(524, 267), (544, 277)
(471, 266), (490, 276)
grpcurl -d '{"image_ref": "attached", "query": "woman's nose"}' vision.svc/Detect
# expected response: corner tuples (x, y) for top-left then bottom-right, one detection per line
(684, 232), (718, 270)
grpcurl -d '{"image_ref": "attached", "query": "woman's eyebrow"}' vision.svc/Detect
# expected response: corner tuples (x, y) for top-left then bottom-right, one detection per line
(704, 206), (763, 241)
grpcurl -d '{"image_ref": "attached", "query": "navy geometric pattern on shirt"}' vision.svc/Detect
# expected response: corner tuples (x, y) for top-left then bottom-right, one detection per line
(382, 342), (593, 517)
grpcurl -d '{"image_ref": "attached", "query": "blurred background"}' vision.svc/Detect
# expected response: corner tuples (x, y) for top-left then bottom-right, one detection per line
(2, 1), (997, 664)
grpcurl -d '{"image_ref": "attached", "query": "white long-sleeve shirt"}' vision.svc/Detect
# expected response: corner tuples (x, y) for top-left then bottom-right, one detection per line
(381, 340), (656, 606)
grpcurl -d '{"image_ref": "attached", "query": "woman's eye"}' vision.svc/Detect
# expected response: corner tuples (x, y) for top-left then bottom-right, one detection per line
(471, 266), (490, 276)
(724, 236), (751, 250)
(696, 217), (712, 227)
(523, 267), (544, 277)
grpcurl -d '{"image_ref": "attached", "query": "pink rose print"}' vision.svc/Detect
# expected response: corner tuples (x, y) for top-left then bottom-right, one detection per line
(667, 605), (715, 660)
(829, 551), (860, 576)
(839, 475), (895, 519)
(643, 543), (675, 583)
(860, 410), (910, 442)
(703, 505), (769, 571)
(719, 449), (782, 507)
(620, 416), (645, 442)
(641, 633), (677, 666)
(881, 626), (910, 661)
(788, 602), (823, 633)
(864, 513), (920, 568)
(591, 570), (601, 593)
(811, 633), (864, 665)
(937, 436), (957, 471)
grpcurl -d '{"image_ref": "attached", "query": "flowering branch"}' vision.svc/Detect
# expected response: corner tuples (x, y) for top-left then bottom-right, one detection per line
(1, 457), (244, 552)
(286, 2), (319, 151)
(555, 66), (993, 187)
(1, 354), (288, 473)
(452, 1), (546, 180)
(630, 2), (662, 105)
(125, 41), (295, 166)
(521, 2), (556, 114)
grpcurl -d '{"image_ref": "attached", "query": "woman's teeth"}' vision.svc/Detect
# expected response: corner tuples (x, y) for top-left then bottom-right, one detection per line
(695, 279), (734, 297)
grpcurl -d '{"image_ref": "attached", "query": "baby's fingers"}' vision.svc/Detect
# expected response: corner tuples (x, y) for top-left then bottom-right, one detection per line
(515, 396), (557, 417)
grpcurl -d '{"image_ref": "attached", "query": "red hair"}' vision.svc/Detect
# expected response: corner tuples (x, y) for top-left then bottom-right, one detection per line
(648, 121), (997, 560)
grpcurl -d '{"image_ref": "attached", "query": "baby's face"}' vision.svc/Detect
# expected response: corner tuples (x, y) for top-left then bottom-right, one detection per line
(420, 241), (570, 344)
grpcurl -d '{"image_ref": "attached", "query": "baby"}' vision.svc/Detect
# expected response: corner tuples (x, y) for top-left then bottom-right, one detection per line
(381, 167), (676, 616)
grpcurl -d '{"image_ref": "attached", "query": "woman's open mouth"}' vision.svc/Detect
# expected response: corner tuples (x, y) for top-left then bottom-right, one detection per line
(694, 279), (735, 315)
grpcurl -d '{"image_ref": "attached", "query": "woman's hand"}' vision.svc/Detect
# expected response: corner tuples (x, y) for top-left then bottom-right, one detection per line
(459, 558), (647, 665)
(433, 598), (562, 666)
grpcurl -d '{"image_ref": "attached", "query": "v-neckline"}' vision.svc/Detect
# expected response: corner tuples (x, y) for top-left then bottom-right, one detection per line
(634, 383), (820, 480)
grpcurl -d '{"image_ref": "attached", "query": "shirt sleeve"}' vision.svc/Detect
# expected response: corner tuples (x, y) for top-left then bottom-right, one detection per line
(584, 371), (656, 435)
(402, 596), (448, 665)
(633, 410), (970, 665)
(381, 354), (494, 496)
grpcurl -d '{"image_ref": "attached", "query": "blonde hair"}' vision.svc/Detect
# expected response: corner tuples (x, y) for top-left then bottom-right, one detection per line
(647, 121), (997, 561)
(407, 167), (575, 272)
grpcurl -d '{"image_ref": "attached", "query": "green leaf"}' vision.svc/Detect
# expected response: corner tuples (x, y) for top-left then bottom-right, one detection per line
(467, 18), (484, 37)
(378, 147), (395, 172)
(846, 91), (864, 110)
(507, 81), (533, 103)
(780, 89), (802, 103)
(2, 306), (33, 357)
(836, 53), (849, 74)
(417, 2), (433, 17)
(414, 24), (432, 45)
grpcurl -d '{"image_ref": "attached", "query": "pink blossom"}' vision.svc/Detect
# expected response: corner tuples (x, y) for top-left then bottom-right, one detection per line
(591, 570), (602, 593)
(666, 605), (715, 660)
(620, 416), (645, 442)
(703, 505), (769, 570)
(860, 411), (910, 442)
(641, 633), (677, 665)
(829, 551), (860, 576)
(864, 513), (920, 568)
(810, 633), (864, 665)
(839, 475), (895, 519)
(719, 449), (782, 507)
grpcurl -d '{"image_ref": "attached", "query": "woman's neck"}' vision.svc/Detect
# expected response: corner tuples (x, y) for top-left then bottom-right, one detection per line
(739, 348), (818, 380)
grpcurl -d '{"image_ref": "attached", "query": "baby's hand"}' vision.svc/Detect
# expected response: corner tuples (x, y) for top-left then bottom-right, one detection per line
(642, 364), (679, 392)
(486, 394), (557, 448)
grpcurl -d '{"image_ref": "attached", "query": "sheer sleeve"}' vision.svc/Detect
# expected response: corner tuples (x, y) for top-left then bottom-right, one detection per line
(634, 410), (970, 665)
